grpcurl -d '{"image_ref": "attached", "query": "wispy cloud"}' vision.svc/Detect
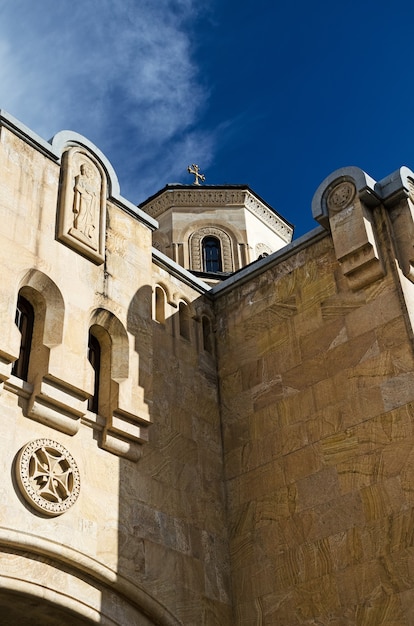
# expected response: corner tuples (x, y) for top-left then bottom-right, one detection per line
(0, 0), (215, 201)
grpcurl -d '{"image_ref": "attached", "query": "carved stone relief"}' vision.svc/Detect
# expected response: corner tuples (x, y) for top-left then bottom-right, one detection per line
(57, 148), (106, 264)
(255, 243), (272, 259)
(190, 227), (233, 273)
(16, 439), (80, 516)
(327, 181), (356, 213)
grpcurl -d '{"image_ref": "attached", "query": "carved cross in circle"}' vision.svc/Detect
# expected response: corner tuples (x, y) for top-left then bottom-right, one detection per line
(16, 439), (81, 516)
(187, 164), (205, 185)
(31, 446), (73, 503)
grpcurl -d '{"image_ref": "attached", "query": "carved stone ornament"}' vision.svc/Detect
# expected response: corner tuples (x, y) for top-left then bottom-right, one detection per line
(57, 147), (106, 264)
(142, 189), (293, 243)
(190, 227), (233, 272)
(16, 439), (81, 516)
(255, 243), (272, 258)
(327, 182), (356, 213)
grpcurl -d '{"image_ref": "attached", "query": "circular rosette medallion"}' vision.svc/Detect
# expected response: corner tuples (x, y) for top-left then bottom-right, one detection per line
(327, 181), (356, 212)
(16, 439), (80, 516)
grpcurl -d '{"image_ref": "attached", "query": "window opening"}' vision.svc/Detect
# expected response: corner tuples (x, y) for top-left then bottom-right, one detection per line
(155, 286), (166, 324)
(12, 295), (34, 381)
(88, 332), (101, 413)
(202, 236), (222, 273)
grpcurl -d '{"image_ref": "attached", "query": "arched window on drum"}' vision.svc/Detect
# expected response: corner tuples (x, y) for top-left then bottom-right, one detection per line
(202, 236), (222, 273)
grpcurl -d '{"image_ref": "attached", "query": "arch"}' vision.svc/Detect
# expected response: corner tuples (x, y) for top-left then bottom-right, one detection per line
(18, 269), (65, 348)
(51, 130), (120, 197)
(178, 300), (191, 340)
(89, 309), (129, 382)
(11, 270), (65, 384)
(154, 285), (166, 324)
(189, 227), (234, 272)
(0, 530), (180, 626)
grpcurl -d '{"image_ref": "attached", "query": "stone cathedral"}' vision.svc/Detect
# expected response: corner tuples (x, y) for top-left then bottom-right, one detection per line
(1, 109), (414, 625)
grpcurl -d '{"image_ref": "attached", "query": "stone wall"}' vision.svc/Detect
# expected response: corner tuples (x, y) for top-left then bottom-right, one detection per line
(0, 117), (231, 624)
(215, 191), (414, 623)
(4, 109), (414, 624)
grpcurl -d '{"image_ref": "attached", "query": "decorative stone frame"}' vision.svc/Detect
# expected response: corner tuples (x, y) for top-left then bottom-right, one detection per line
(15, 438), (81, 516)
(57, 147), (107, 264)
(190, 227), (234, 273)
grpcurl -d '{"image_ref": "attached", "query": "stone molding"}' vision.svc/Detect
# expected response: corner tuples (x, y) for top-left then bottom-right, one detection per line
(190, 227), (234, 273)
(141, 188), (293, 241)
(244, 191), (293, 241)
(0, 529), (181, 626)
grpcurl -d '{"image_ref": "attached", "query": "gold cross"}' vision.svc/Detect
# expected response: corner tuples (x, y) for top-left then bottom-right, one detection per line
(187, 164), (205, 185)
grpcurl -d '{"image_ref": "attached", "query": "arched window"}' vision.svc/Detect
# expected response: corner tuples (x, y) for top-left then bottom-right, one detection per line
(12, 295), (34, 381)
(202, 236), (222, 273)
(87, 331), (101, 413)
(155, 286), (166, 324)
(87, 313), (128, 419)
(179, 302), (191, 340)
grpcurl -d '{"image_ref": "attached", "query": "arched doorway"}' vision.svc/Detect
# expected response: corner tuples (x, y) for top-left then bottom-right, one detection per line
(0, 590), (95, 626)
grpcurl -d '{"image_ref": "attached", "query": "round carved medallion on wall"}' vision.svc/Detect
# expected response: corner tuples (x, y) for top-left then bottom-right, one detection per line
(16, 439), (81, 516)
(327, 182), (356, 212)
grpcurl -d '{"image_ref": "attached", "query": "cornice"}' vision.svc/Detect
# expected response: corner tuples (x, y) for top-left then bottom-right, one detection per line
(141, 187), (293, 242)
(244, 191), (293, 242)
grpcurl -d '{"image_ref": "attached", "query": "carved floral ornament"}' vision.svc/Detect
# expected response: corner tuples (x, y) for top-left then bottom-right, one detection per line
(326, 181), (356, 213)
(15, 439), (81, 516)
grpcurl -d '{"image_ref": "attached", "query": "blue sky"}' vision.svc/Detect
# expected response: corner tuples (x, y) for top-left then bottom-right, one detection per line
(1, 0), (414, 236)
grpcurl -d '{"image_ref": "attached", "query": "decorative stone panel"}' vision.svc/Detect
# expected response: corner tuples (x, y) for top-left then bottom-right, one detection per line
(57, 147), (107, 264)
(15, 439), (80, 516)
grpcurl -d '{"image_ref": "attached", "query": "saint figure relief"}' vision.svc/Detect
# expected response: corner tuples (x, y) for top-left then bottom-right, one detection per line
(71, 162), (99, 249)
